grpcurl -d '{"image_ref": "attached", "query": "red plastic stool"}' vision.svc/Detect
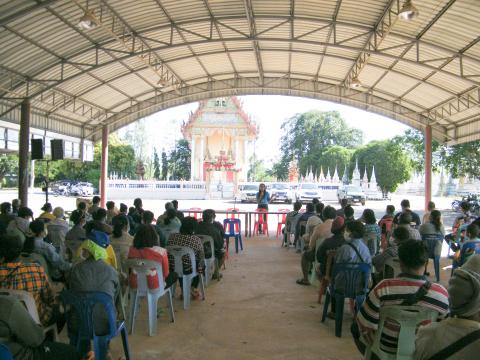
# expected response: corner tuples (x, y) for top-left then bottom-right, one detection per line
(253, 208), (269, 236)
(276, 209), (290, 238)
(188, 208), (202, 220)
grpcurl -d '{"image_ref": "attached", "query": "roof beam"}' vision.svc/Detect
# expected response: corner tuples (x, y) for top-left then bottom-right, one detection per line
(0, 0), (58, 27)
(243, 0), (264, 83)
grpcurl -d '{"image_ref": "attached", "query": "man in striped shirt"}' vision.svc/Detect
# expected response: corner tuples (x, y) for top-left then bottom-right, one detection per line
(354, 240), (449, 355)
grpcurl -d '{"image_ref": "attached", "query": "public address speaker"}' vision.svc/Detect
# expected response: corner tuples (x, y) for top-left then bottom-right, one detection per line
(50, 139), (64, 161)
(31, 138), (44, 160)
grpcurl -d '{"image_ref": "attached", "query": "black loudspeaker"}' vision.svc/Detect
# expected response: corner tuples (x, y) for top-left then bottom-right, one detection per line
(50, 139), (64, 161)
(31, 138), (44, 160)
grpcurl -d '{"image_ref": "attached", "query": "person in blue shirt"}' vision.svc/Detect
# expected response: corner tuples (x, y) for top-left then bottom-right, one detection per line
(256, 183), (271, 234)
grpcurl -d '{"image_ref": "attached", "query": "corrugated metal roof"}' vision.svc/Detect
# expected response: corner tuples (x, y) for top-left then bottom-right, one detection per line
(0, 0), (479, 144)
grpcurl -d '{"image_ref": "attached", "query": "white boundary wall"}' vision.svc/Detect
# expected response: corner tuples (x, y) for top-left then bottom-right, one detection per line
(107, 180), (207, 200)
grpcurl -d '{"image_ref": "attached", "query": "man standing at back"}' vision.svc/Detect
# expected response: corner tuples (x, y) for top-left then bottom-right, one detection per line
(393, 199), (421, 228)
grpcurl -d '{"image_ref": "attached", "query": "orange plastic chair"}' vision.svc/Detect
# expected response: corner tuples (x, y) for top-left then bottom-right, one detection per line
(276, 209), (290, 238)
(253, 208), (269, 236)
(188, 208), (202, 220)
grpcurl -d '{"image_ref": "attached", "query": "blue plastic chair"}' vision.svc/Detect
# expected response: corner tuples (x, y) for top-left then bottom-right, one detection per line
(61, 290), (130, 360)
(197, 235), (216, 287)
(125, 259), (175, 336)
(0, 344), (13, 360)
(453, 241), (480, 272)
(421, 233), (443, 282)
(223, 218), (242, 253)
(167, 246), (205, 310)
(321, 262), (371, 337)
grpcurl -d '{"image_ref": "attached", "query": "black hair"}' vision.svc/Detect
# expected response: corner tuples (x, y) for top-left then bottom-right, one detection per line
(400, 199), (410, 208)
(398, 212), (413, 225)
(466, 223), (480, 239)
(427, 201), (435, 211)
(180, 216), (198, 235)
(119, 203), (127, 213)
(0, 234), (24, 262)
(398, 240), (428, 270)
(0, 202), (11, 214)
(22, 236), (35, 254)
(202, 209), (215, 223)
(293, 201), (302, 211)
(128, 207), (136, 216)
(392, 226), (410, 243)
(460, 201), (471, 212)
(41, 202), (52, 212)
(312, 198), (320, 205)
(164, 208), (177, 225)
(172, 200), (179, 209)
(315, 202), (324, 214)
(70, 210), (85, 226)
(77, 202), (87, 211)
(345, 220), (365, 239)
(17, 207), (33, 218)
(133, 224), (159, 248)
(93, 208), (107, 221)
(344, 205), (354, 218)
(113, 215), (129, 238)
(430, 210), (442, 232)
(133, 198), (143, 208)
(362, 209), (376, 225)
(306, 203), (314, 212)
(29, 219), (45, 236)
(322, 206), (337, 220)
(142, 210), (155, 224)
(92, 196), (101, 204)
(106, 201), (115, 210)
(386, 205), (395, 215)
(340, 198), (348, 207)
(164, 202), (173, 210)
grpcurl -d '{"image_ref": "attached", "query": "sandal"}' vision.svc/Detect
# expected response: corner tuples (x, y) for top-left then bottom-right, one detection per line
(296, 279), (311, 286)
(192, 289), (202, 300)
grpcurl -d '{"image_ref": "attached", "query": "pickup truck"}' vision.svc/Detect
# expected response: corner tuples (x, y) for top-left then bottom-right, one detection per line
(337, 185), (366, 206)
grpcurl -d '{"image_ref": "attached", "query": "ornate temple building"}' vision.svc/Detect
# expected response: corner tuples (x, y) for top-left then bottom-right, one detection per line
(181, 97), (257, 191)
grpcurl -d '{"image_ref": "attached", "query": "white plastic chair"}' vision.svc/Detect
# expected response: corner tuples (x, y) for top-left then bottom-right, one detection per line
(125, 259), (175, 336)
(0, 288), (58, 340)
(383, 257), (401, 279)
(197, 235), (216, 287)
(364, 305), (439, 360)
(167, 245), (205, 310)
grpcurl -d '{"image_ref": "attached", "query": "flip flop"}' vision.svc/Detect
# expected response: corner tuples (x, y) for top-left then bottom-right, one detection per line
(296, 279), (311, 286)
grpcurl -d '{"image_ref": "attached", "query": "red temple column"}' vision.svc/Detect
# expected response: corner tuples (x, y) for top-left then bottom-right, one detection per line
(424, 124), (432, 211)
(100, 125), (109, 208)
(19, 99), (30, 207)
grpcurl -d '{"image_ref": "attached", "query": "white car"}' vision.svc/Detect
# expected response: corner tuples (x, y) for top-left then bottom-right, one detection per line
(239, 184), (259, 203)
(295, 183), (322, 203)
(269, 183), (293, 204)
(337, 185), (366, 205)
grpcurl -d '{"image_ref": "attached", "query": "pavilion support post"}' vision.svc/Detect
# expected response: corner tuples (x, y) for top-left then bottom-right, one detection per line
(100, 125), (109, 208)
(424, 125), (432, 211)
(18, 99), (30, 207)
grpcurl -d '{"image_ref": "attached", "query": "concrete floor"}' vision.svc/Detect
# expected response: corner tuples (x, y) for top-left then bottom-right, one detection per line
(110, 236), (363, 360)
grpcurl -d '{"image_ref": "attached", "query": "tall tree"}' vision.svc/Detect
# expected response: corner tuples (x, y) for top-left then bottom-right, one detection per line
(0, 154), (18, 185)
(161, 150), (168, 180)
(168, 139), (191, 180)
(153, 147), (161, 180)
(352, 140), (412, 196)
(440, 141), (480, 179)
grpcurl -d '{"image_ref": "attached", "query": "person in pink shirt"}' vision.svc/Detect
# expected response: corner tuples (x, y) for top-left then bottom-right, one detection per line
(128, 224), (177, 289)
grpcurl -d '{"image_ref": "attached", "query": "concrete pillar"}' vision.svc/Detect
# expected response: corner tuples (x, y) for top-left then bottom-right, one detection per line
(190, 136), (196, 180)
(18, 99), (30, 207)
(243, 139), (248, 181)
(100, 125), (109, 208)
(424, 125), (432, 211)
(199, 136), (204, 181)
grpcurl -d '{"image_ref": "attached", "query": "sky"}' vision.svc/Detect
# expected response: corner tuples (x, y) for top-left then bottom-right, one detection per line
(120, 95), (410, 166)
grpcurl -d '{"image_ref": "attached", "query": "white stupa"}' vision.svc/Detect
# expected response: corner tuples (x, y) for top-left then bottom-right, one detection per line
(319, 166), (325, 182)
(370, 165), (378, 189)
(326, 167), (331, 183)
(332, 165), (340, 183)
(341, 164), (349, 185)
(362, 166), (369, 190)
(352, 159), (361, 187)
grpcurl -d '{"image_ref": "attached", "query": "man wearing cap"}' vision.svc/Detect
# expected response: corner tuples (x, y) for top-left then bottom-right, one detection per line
(415, 255), (480, 359)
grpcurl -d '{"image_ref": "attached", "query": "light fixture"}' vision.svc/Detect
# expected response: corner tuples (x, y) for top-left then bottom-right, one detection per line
(398, 0), (419, 21)
(350, 77), (362, 89)
(78, 9), (98, 30)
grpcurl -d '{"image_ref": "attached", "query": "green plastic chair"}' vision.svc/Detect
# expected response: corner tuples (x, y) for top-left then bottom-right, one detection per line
(364, 305), (439, 360)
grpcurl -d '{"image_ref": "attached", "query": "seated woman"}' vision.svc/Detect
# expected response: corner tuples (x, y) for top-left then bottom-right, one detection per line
(38, 202), (55, 222)
(455, 223), (480, 267)
(128, 224), (176, 289)
(20, 235), (51, 280)
(361, 209), (381, 256)
(157, 208), (181, 242)
(47, 207), (69, 256)
(110, 215), (133, 271)
(75, 230), (117, 269)
(29, 219), (72, 280)
(65, 210), (87, 261)
(68, 231), (119, 356)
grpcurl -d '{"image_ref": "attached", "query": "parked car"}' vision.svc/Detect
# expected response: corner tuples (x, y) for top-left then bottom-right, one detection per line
(269, 183), (293, 203)
(295, 183), (322, 203)
(71, 182), (95, 196)
(50, 180), (70, 195)
(239, 184), (259, 203)
(337, 185), (366, 205)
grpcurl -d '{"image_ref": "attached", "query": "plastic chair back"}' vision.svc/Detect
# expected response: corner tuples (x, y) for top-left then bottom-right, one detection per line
(383, 257), (401, 279)
(197, 235), (216, 286)
(166, 246), (197, 278)
(224, 218), (241, 235)
(277, 209), (290, 224)
(0, 289), (40, 323)
(47, 224), (67, 252)
(459, 241), (480, 266)
(0, 344), (13, 360)
(332, 262), (371, 298)
(226, 208), (240, 219)
(125, 259), (166, 295)
(364, 305), (439, 360)
(421, 233), (443, 258)
(187, 208), (202, 219)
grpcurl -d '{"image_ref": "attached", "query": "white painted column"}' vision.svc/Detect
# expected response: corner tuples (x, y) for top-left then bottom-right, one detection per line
(243, 139), (248, 181)
(190, 137), (196, 181)
(199, 136), (205, 181)
(235, 138), (239, 160)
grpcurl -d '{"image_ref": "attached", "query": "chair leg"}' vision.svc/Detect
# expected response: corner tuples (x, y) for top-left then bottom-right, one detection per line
(120, 325), (131, 360)
(128, 291), (138, 335)
(183, 277), (191, 310)
(93, 336), (109, 360)
(334, 294), (345, 337)
(318, 279), (328, 304)
(321, 290), (331, 322)
(235, 236), (239, 253)
(147, 293), (157, 336)
(166, 289), (175, 323)
(239, 235), (243, 250)
(199, 274), (206, 300)
(434, 256), (440, 282)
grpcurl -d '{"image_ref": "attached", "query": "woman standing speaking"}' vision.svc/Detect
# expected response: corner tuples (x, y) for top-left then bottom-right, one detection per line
(256, 183), (271, 234)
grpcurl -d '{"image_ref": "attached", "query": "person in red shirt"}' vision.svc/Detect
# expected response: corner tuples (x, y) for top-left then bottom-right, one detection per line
(128, 224), (177, 289)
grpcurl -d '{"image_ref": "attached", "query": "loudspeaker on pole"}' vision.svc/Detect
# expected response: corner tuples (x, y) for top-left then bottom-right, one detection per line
(50, 139), (64, 161)
(31, 138), (44, 160)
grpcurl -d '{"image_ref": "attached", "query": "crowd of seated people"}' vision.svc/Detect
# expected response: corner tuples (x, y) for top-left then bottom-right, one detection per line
(0, 196), (227, 359)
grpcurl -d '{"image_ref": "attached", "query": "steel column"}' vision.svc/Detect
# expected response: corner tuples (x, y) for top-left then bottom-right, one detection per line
(424, 125), (432, 211)
(18, 99), (30, 207)
(100, 125), (109, 208)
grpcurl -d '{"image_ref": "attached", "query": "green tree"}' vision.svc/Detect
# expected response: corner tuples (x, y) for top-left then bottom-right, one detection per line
(153, 148), (161, 180)
(0, 154), (18, 186)
(353, 140), (412, 196)
(299, 145), (353, 178)
(440, 141), (480, 179)
(247, 157), (275, 181)
(168, 139), (191, 180)
(161, 150), (168, 180)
